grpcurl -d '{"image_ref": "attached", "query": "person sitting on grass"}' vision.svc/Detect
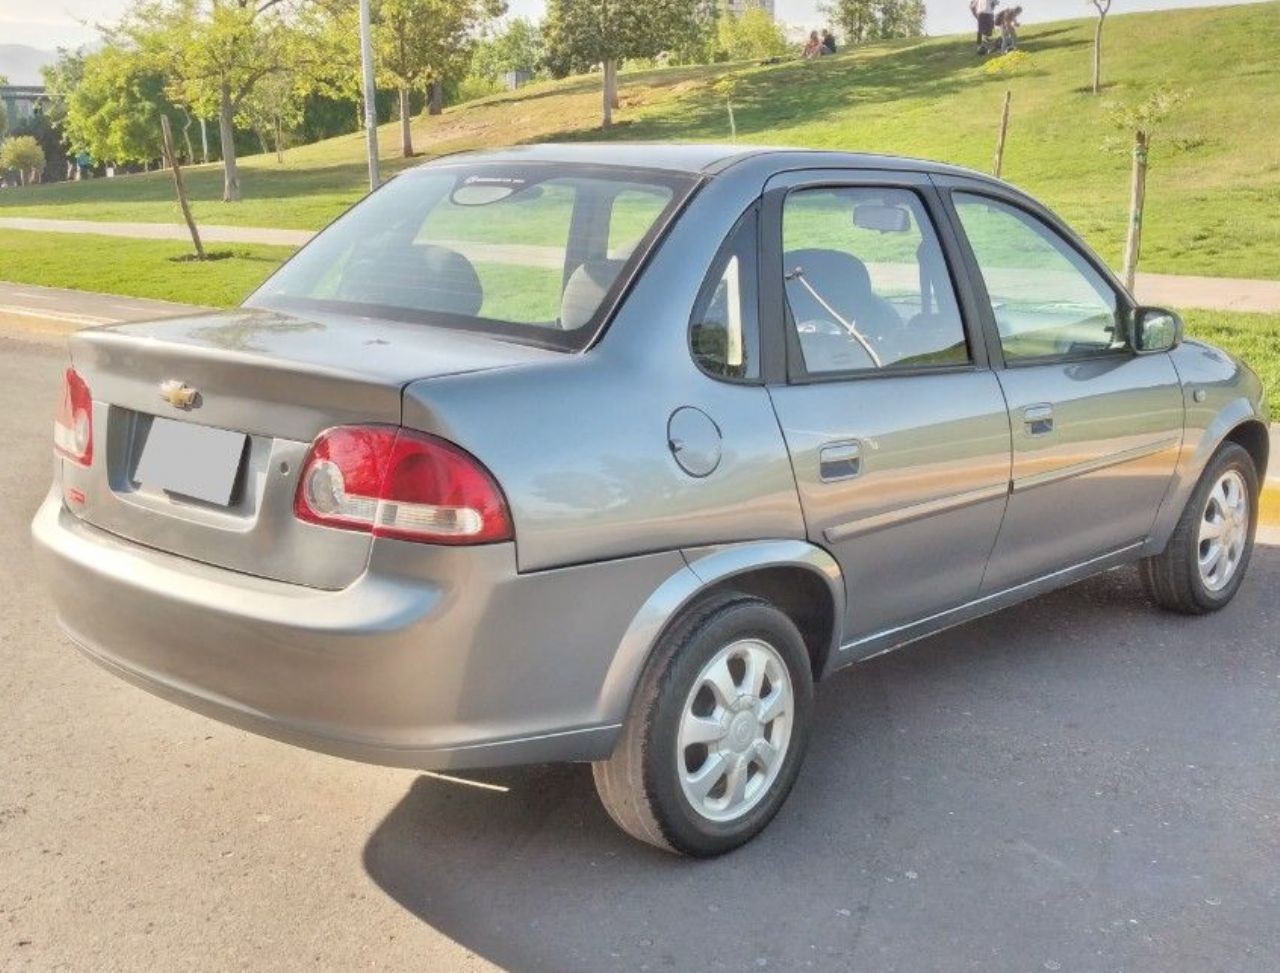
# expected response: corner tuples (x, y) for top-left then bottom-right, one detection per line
(803, 30), (823, 59)
(821, 29), (837, 55)
(997, 6), (1022, 52)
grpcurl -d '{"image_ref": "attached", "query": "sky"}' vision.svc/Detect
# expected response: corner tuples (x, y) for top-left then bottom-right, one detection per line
(0, 0), (1267, 51)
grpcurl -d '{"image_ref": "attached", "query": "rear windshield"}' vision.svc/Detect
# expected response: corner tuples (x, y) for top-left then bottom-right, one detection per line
(246, 163), (697, 350)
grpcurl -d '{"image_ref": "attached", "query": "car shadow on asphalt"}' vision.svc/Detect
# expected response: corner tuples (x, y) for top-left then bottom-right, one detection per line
(362, 547), (1278, 973)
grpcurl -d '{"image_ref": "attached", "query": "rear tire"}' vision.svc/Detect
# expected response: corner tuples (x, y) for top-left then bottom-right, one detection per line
(1141, 442), (1258, 614)
(593, 593), (814, 857)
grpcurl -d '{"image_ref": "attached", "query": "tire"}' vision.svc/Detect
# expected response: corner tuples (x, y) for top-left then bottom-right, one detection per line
(592, 593), (815, 857)
(1141, 442), (1259, 614)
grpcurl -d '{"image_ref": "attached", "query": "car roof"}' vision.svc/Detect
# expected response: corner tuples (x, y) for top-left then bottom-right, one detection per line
(422, 142), (998, 184)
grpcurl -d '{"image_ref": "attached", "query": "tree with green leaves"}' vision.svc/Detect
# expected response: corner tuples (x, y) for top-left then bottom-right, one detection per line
(122, 0), (342, 202)
(0, 135), (47, 185)
(718, 6), (788, 61)
(240, 69), (305, 162)
(61, 45), (177, 168)
(821, 0), (924, 45)
(1106, 85), (1189, 289)
(375, 0), (504, 158)
(470, 17), (545, 85)
(543, 0), (702, 128)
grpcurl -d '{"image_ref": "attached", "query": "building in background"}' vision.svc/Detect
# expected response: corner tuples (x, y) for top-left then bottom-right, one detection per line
(0, 84), (47, 128)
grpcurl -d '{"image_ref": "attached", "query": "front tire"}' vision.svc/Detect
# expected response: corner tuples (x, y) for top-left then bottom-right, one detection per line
(593, 593), (814, 857)
(1141, 442), (1259, 614)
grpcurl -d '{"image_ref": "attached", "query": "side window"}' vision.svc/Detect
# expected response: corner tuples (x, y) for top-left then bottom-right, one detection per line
(953, 193), (1122, 361)
(690, 210), (760, 381)
(782, 187), (969, 375)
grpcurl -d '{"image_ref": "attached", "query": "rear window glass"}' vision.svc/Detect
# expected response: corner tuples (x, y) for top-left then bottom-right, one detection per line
(247, 164), (695, 350)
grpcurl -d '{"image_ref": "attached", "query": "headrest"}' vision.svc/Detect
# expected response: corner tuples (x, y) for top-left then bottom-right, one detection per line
(784, 249), (873, 294)
(559, 259), (625, 330)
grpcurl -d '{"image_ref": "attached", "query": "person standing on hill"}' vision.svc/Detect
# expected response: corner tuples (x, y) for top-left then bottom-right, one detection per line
(970, 0), (999, 54)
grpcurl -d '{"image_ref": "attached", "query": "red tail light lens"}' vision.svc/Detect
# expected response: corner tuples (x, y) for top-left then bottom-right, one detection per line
(294, 426), (513, 545)
(54, 367), (94, 467)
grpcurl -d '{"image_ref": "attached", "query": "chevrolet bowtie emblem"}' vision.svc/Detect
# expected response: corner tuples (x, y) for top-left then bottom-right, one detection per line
(159, 380), (200, 409)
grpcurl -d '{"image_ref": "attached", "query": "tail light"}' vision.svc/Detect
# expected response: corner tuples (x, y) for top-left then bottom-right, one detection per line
(54, 367), (94, 467)
(294, 426), (513, 545)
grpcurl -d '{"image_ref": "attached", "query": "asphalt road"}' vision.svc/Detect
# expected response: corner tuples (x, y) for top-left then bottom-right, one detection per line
(2, 337), (1278, 973)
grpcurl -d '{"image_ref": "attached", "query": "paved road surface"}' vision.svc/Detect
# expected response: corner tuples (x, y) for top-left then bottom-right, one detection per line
(4, 217), (1280, 312)
(2, 338), (1279, 971)
(0, 281), (205, 340)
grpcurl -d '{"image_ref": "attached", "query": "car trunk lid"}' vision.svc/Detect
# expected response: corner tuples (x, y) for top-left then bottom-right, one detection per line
(63, 307), (555, 588)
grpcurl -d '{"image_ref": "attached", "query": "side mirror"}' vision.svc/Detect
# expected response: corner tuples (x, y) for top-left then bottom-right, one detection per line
(1131, 306), (1183, 353)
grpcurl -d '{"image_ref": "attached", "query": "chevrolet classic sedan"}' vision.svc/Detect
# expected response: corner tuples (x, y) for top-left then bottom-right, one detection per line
(34, 144), (1268, 856)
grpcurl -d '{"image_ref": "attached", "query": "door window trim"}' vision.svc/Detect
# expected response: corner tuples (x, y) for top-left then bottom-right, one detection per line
(933, 179), (1137, 370)
(758, 169), (992, 386)
(688, 204), (764, 385)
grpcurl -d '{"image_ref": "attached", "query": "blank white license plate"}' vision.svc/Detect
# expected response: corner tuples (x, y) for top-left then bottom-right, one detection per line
(135, 417), (247, 506)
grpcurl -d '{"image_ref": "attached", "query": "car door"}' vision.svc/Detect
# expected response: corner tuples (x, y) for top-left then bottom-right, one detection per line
(762, 170), (1013, 651)
(937, 180), (1184, 593)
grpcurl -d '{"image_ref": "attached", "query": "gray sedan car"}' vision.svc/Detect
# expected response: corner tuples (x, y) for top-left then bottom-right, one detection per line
(33, 144), (1268, 856)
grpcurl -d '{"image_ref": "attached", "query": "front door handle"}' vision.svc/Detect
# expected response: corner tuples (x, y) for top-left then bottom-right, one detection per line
(1023, 404), (1054, 436)
(819, 441), (862, 481)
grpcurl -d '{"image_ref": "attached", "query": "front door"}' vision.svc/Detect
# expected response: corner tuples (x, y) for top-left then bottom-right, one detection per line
(943, 187), (1184, 593)
(763, 173), (1012, 649)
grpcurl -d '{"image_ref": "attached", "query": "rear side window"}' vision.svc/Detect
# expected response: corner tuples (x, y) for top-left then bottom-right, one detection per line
(248, 164), (695, 351)
(690, 210), (760, 381)
(782, 187), (969, 375)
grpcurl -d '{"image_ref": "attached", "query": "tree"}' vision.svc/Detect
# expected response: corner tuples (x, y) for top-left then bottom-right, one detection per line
(0, 135), (47, 185)
(375, 0), (504, 158)
(62, 45), (176, 167)
(1089, 0), (1113, 95)
(1106, 86), (1189, 290)
(123, 0), (341, 202)
(543, 0), (702, 128)
(821, 0), (924, 45)
(240, 69), (305, 161)
(717, 7), (788, 61)
(470, 16), (545, 84)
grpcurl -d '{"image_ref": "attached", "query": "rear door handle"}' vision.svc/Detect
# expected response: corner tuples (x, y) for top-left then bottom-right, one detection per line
(819, 441), (862, 481)
(1023, 404), (1054, 436)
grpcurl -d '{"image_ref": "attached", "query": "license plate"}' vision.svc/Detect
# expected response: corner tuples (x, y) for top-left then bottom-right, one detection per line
(135, 417), (247, 506)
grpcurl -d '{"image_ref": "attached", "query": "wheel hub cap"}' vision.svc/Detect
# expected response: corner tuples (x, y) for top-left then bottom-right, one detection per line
(1198, 469), (1249, 592)
(676, 638), (794, 823)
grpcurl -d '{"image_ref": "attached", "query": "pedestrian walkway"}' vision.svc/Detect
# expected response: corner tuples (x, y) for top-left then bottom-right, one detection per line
(3, 216), (1279, 313)
(0, 281), (205, 340)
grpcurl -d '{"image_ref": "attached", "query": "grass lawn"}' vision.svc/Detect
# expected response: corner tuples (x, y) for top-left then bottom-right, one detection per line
(0, 3), (1276, 283)
(0, 230), (296, 307)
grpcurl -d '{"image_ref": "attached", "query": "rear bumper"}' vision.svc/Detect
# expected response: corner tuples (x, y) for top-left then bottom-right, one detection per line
(32, 491), (682, 770)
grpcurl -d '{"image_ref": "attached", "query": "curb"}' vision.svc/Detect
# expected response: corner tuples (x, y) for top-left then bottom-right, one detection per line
(1262, 478), (1280, 529)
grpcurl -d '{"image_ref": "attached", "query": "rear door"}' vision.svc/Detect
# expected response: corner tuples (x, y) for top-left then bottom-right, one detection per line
(936, 180), (1184, 592)
(763, 170), (1012, 649)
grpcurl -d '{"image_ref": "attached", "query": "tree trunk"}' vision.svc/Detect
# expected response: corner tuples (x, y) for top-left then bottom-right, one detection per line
(256, 129), (271, 156)
(602, 59), (617, 129)
(219, 83), (241, 202)
(427, 81), (443, 116)
(274, 116), (284, 164)
(200, 117), (209, 165)
(161, 114), (205, 261)
(1122, 129), (1148, 291)
(993, 89), (1011, 178)
(1092, 16), (1105, 95)
(399, 86), (414, 157)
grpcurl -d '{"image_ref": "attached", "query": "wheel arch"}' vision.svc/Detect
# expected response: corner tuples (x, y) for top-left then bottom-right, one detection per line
(597, 540), (845, 728)
(1223, 418), (1269, 482)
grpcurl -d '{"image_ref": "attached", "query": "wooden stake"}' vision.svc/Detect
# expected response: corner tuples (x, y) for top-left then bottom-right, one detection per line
(994, 90), (1011, 178)
(1122, 129), (1148, 291)
(161, 114), (205, 261)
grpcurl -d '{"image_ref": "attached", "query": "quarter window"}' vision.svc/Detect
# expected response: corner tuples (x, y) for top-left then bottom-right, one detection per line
(691, 210), (760, 381)
(782, 187), (969, 375)
(953, 193), (1123, 361)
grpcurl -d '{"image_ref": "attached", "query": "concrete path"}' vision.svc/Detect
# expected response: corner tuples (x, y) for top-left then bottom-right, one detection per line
(0, 216), (311, 248)
(3, 216), (1280, 313)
